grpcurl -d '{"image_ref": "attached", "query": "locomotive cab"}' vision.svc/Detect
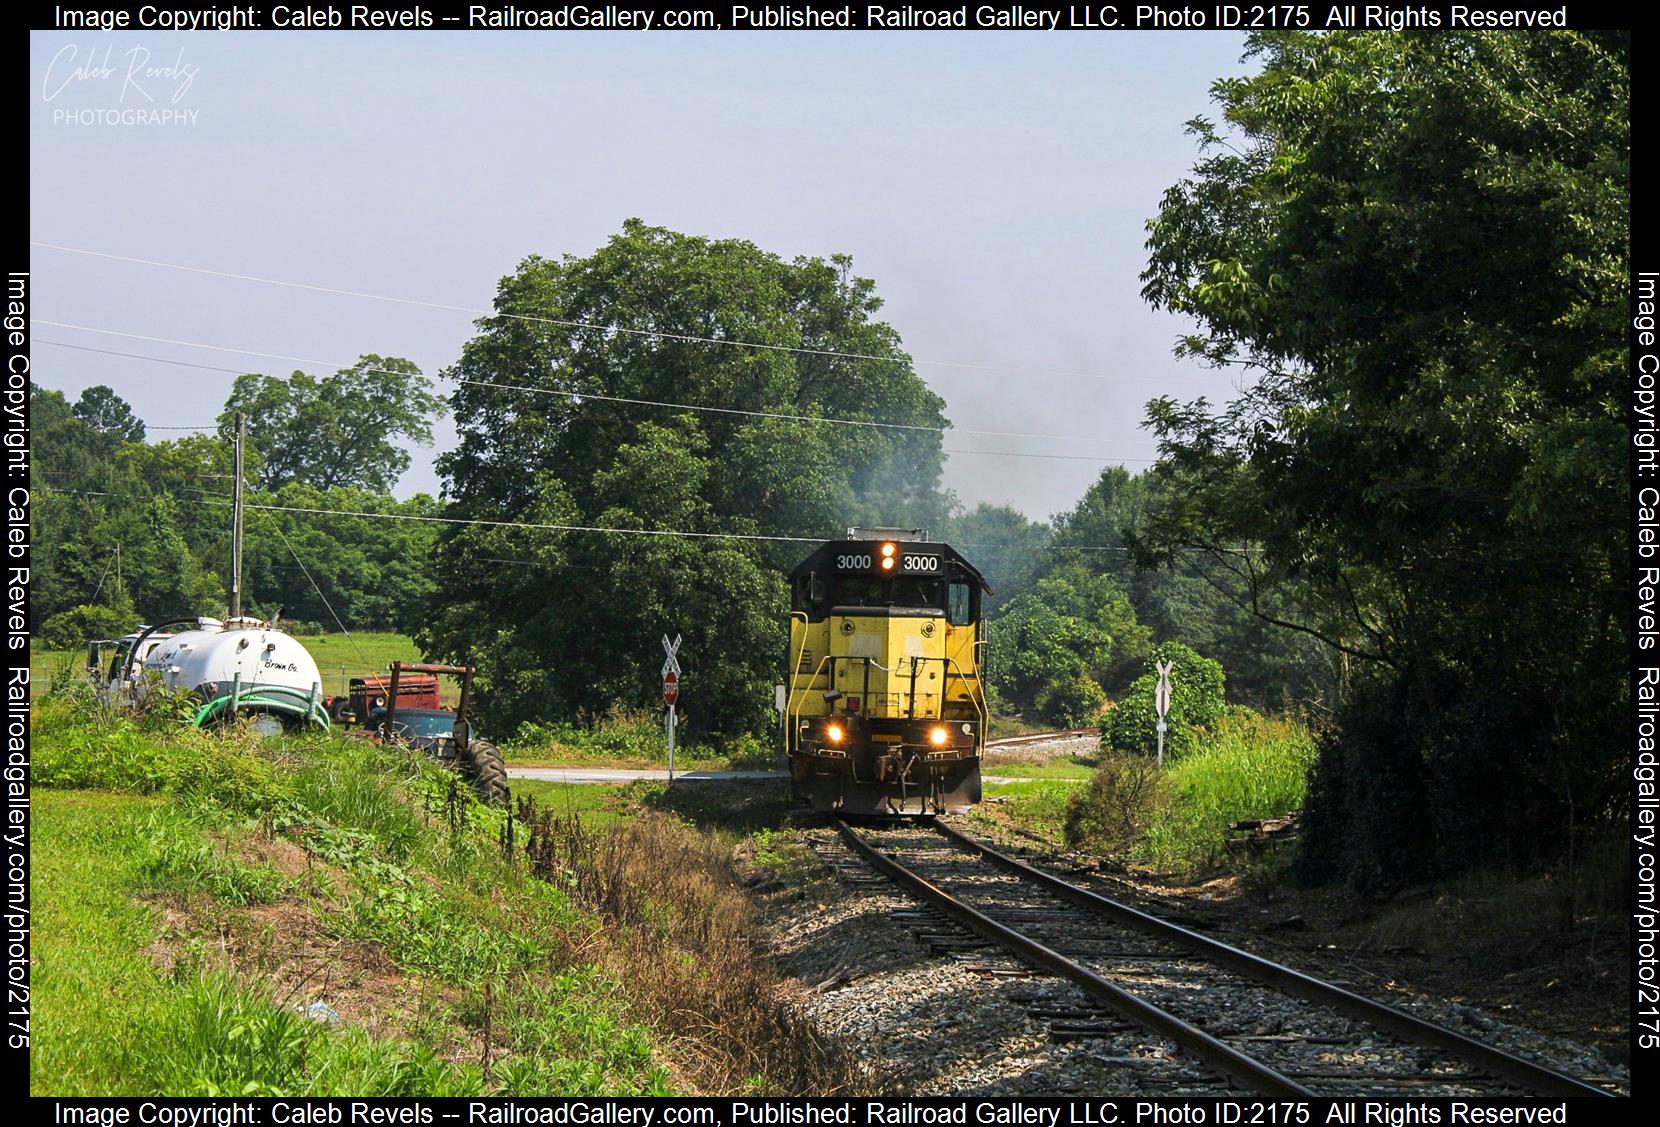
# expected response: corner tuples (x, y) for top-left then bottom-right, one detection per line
(784, 528), (989, 815)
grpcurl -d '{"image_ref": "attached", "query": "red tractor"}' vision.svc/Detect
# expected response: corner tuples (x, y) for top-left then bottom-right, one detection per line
(328, 671), (443, 723)
(330, 662), (508, 807)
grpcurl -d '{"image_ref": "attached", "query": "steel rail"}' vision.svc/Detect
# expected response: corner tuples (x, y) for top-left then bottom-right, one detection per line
(985, 728), (1097, 748)
(833, 817), (1318, 1098)
(929, 819), (1614, 1098)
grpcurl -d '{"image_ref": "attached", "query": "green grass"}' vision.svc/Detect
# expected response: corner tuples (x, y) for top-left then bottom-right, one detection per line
(32, 791), (170, 1092)
(30, 792), (489, 1095)
(508, 780), (636, 830)
(505, 708), (774, 770)
(973, 779), (1083, 842)
(981, 755), (1095, 781)
(1140, 712), (1316, 870)
(30, 690), (671, 1096)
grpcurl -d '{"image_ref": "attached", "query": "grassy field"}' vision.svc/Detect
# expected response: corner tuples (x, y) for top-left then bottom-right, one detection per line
(504, 709), (775, 771)
(30, 681), (851, 1096)
(981, 754), (1095, 781)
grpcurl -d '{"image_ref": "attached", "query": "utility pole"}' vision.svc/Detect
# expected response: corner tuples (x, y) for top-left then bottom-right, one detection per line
(230, 413), (245, 620)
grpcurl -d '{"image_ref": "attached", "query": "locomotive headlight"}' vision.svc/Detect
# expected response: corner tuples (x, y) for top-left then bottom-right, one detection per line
(880, 542), (897, 570)
(881, 542), (896, 557)
(929, 725), (948, 747)
(826, 723), (845, 743)
(881, 557), (895, 570)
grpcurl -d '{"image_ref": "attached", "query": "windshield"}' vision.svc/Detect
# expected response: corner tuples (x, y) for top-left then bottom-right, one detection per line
(387, 710), (456, 739)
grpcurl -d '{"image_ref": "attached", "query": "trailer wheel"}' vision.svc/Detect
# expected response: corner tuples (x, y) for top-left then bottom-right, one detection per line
(460, 738), (510, 807)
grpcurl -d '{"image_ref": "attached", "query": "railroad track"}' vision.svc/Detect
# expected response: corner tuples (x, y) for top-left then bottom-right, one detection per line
(831, 817), (1616, 1098)
(985, 728), (1097, 748)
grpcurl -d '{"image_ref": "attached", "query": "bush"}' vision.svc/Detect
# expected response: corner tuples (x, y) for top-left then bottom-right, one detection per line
(43, 601), (134, 651)
(1062, 753), (1166, 851)
(506, 708), (667, 763)
(1104, 642), (1225, 759)
(1039, 672), (1107, 727)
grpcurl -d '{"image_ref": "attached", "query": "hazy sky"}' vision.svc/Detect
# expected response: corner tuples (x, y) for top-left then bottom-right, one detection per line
(30, 30), (1255, 523)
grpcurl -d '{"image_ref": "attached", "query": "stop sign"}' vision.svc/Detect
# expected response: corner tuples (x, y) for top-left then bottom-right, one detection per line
(663, 670), (679, 707)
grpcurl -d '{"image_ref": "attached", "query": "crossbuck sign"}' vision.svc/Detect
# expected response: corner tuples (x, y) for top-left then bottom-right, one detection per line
(662, 634), (682, 780)
(1154, 659), (1174, 766)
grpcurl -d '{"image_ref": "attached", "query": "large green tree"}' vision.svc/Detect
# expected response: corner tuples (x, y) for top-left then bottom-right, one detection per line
(217, 356), (441, 492)
(422, 221), (953, 738)
(938, 502), (1051, 610)
(71, 385), (146, 443)
(1053, 465), (1338, 709)
(1136, 32), (1628, 886)
(986, 563), (1149, 726)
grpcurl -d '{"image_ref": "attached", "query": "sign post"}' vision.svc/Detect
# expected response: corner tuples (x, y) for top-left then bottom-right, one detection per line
(1154, 659), (1173, 767)
(662, 634), (682, 781)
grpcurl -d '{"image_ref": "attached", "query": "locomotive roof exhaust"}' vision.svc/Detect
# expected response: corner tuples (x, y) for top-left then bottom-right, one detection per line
(845, 526), (931, 541)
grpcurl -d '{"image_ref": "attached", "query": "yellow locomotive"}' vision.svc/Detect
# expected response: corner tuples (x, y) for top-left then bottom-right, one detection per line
(783, 528), (989, 815)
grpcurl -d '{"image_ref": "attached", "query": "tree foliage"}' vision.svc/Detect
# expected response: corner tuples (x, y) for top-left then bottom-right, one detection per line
(422, 221), (953, 738)
(1136, 32), (1629, 886)
(71, 385), (146, 443)
(217, 356), (442, 493)
(986, 564), (1149, 726)
(31, 381), (440, 635)
(1053, 465), (1337, 709)
(938, 503), (1051, 611)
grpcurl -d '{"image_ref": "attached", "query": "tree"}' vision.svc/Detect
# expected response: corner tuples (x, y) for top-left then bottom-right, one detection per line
(1136, 32), (1628, 885)
(1049, 464), (1337, 709)
(217, 355), (442, 492)
(939, 503), (1050, 610)
(423, 221), (953, 738)
(986, 564), (1149, 725)
(71, 385), (146, 443)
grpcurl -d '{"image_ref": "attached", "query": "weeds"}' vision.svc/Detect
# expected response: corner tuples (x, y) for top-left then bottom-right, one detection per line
(1057, 711), (1316, 873)
(137, 813), (291, 906)
(1061, 753), (1165, 852)
(1141, 712), (1315, 870)
(517, 795), (861, 1094)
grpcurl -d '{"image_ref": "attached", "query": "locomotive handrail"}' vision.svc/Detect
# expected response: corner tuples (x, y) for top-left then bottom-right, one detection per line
(942, 654), (989, 736)
(785, 652), (833, 750)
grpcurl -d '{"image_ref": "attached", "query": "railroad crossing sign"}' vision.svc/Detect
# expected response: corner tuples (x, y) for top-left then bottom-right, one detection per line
(661, 634), (682, 781)
(1154, 659), (1174, 766)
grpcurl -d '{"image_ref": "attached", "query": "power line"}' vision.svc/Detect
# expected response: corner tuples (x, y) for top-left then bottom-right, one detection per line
(43, 484), (1258, 554)
(256, 505), (371, 667)
(36, 334), (1150, 461)
(33, 240), (1144, 384)
(42, 485), (824, 544)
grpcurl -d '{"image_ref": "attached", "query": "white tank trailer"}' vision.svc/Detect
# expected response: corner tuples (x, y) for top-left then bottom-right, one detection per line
(137, 617), (331, 732)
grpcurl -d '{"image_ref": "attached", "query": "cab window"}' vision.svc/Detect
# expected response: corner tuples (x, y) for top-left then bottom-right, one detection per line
(947, 581), (973, 626)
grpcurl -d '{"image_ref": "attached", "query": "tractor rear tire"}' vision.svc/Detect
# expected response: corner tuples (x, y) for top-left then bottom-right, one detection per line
(461, 738), (510, 807)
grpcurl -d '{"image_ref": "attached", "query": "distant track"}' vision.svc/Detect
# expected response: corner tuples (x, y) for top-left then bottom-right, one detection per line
(832, 817), (1615, 1098)
(985, 728), (1096, 748)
